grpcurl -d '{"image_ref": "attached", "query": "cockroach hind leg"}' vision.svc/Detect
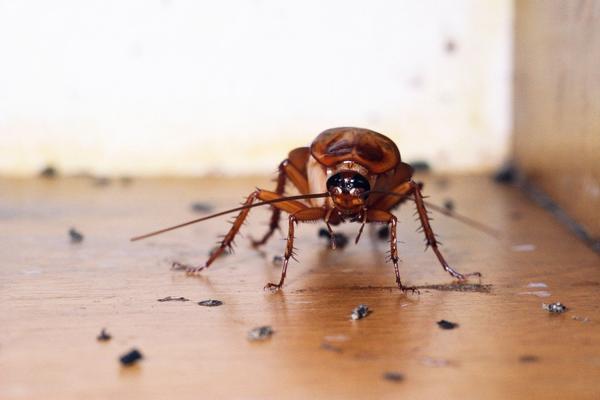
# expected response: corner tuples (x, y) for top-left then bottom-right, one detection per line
(263, 282), (283, 291)
(171, 261), (206, 274)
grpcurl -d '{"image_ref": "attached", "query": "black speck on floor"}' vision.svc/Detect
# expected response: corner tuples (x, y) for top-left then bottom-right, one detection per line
(190, 202), (214, 213)
(443, 199), (455, 212)
(120, 348), (143, 366)
(377, 225), (389, 240)
(383, 371), (404, 382)
(318, 228), (349, 249)
(437, 320), (459, 330)
(247, 326), (274, 341)
(39, 165), (57, 178)
(272, 255), (283, 266)
(96, 328), (111, 342)
(409, 160), (431, 172)
(519, 355), (539, 363)
(157, 296), (190, 302)
(351, 304), (370, 320)
(69, 228), (84, 243)
(493, 163), (518, 184)
(198, 299), (223, 307)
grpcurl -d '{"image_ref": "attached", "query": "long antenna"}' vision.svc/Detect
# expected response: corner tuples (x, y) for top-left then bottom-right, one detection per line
(130, 192), (330, 242)
(368, 190), (501, 238)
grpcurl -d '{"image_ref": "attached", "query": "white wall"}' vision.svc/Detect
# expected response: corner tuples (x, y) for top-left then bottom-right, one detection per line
(0, 0), (512, 176)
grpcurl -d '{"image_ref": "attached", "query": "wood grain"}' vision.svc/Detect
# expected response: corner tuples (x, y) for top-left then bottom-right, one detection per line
(1, 175), (599, 399)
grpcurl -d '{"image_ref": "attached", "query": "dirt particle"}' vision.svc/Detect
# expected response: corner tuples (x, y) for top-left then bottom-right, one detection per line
(69, 228), (84, 243)
(157, 296), (190, 302)
(383, 371), (404, 382)
(39, 165), (58, 178)
(198, 299), (223, 307)
(351, 304), (370, 320)
(247, 326), (274, 341)
(190, 202), (214, 213)
(519, 355), (539, 363)
(120, 348), (143, 366)
(543, 302), (568, 313)
(377, 225), (390, 240)
(437, 320), (459, 330)
(96, 328), (111, 342)
(443, 199), (455, 212)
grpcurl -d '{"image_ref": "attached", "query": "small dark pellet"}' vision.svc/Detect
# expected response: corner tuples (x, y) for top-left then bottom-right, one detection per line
(543, 302), (568, 313)
(198, 299), (223, 307)
(519, 355), (539, 363)
(191, 202), (214, 213)
(247, 326), (274, 341)
(69, 228), (84, 243)
(377, 225), (390, 240)
(318, 228), (330, 238)
(351, 304), (370, 320)
(383, 371), (404, 382)
(157, 296), (190, 302)
(437, 320), (459, 330)
(443, 199), (455, 212)
(120, 349), (143, 366)
(39, 165), (57, 178)
(97, 328), (111, 342)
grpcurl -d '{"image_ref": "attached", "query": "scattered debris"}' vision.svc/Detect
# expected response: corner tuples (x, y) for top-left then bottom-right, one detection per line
(190, 202), (214, 213)
(377, 225), (390, 240)
(157, 296), (190, 302)
(410, 160), (431, 172)
(272, 255), (283, 266)
(247, 326), (274, 342)
(351, 304), (370, 320)
(519, 355), (539, 363)
(320, 342), (343, 353)
(572, 315), (590, 323)
(197, 299), (223, 307)
(39, 165), (57, 178)
(542, 302), (568, 313)
(527, 282), (548, 288)
(318, 228), (349, 249)
(382, 371), (404, 382)
(120, 348), (143, 366)
(69, 228), (84, 243)
(443, 199), (455, 212)
(518, 291), (551, 298)
(512, 244), (536, 252)
(437, 320), (459, 330)
(420, 357), (455, 367)
(493, 163), (517, 184)
(96, 328), (111, 341)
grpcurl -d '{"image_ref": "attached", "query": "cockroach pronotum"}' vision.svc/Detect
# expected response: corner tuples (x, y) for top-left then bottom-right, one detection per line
(132, 127), (490, 292)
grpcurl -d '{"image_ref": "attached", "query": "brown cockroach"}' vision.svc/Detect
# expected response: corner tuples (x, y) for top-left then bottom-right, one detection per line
(132, 127), (485, 292)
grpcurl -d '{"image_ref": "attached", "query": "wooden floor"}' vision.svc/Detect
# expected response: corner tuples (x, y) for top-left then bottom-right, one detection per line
(1, 174), (599, 399)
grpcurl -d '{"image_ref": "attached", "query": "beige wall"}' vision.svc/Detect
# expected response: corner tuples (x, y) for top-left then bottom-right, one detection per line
(514, 0), (600, 238)
(0, 0), (512, 176)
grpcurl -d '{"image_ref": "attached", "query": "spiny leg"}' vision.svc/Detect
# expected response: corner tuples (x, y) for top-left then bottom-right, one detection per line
(177, 189), (308, 274)
(410, 181), (481, 280)
(366, 209), (418, 293)
(251, 159), (311, 248)
(265, 207), (327, 291)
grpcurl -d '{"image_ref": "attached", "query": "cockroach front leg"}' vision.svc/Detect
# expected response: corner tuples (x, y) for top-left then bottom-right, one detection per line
(367, 209), (418, 293)
(410, 181), (481, 280)
(265, 207), (327, 291)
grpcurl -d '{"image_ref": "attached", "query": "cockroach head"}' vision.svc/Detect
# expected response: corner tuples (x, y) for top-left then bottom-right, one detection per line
(326, 171), (370, 210)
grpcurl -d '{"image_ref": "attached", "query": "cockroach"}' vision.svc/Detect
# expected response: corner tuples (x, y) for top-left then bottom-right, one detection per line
(131, 127), (488, 292)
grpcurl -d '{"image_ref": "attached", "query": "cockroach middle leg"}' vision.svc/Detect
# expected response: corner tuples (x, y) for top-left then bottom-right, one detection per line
(366, 209), (418, 293)
(410, 181), (481, 280)
(265, 207), (327, 291)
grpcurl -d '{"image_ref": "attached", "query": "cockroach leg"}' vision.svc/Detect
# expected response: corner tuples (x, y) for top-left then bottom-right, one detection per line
(354, 208), (368, 244)
(366, 209), (418, 293)
(411, 181), (481, 280)
(265, 207), (327, 291)
(324, 208), (337, 249)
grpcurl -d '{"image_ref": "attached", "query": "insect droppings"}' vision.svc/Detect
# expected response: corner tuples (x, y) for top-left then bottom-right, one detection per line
(383, 371), (404, 382)
(69, 228), (84, 243)
(157, 296), (190, 302)
(198, 299), (223, 307)
(519, 355), (539, 363)
(543, 302), (568, 313)
(119, 349), (143, 366)
(437, 320), (459, 330)
(351, 304), (370, 320)
(247, 326), (274, 341)
(190, 202), (214, 213)
(96, 328), (111, 342)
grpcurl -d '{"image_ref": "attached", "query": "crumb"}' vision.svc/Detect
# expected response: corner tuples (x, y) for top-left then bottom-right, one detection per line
(190, 202), (214, 213)
(69, 228), (84, 243)
(157, 296), (190, 302)
(97, 328), (111, 341)
(519, 355), (539, 363)
(318, 228), (330, 238)
(437, 320), (458, 330)
(382, 371), (404, 382)
(197, 299), (223, 307)
(443, 199), (455, 212)
(377, 225), (389, 240)
(543, 302), (568, 313)
(351, 304), (370, 320)
(119, 348), (143, 366)
(39, 165), (58, 178)
(247, 326), (274, 341)
(410, 160), (431, 172)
